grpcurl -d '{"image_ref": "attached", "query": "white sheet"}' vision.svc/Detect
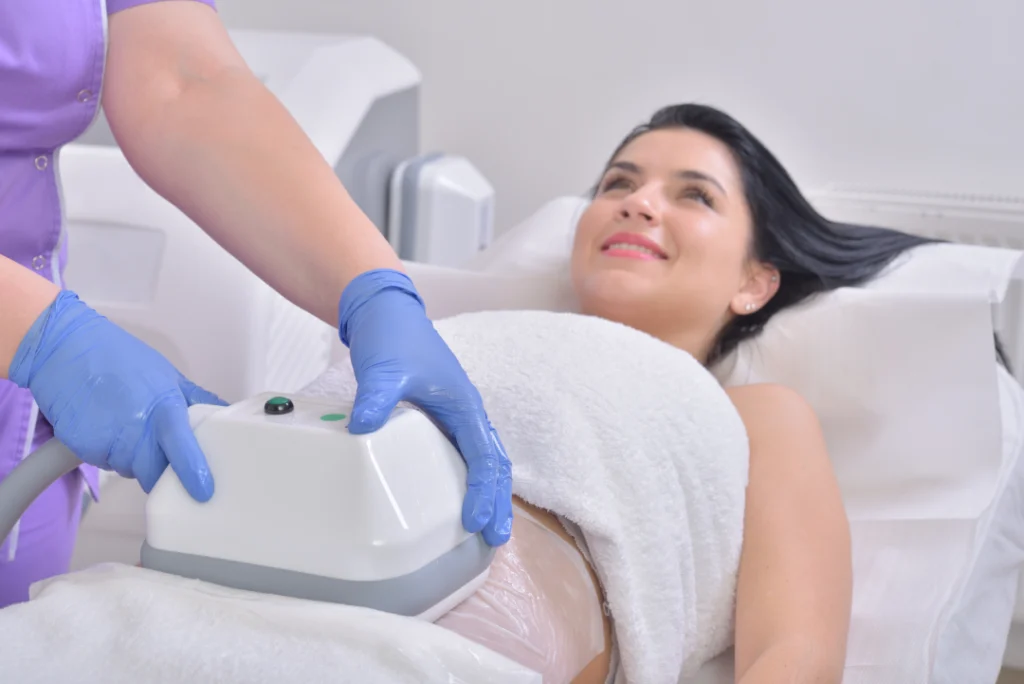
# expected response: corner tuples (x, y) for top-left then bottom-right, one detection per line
(0, 563), (542, 684)
(932, 367), (1024, 682)
(684, 367), (1024, 684)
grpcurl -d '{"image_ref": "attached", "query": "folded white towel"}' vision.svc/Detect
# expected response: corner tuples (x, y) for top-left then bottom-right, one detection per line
(0, 562), (542, 684)
(303, 310), (750, 683)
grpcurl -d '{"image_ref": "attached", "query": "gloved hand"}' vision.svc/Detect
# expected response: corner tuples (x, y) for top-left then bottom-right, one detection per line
(338, 269), (513, 547)
(9, 290), (226, 501)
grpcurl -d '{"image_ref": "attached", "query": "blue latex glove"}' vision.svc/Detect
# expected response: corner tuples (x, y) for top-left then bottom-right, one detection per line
(338, 269), (513, 547)
(9, 290), (226, 501)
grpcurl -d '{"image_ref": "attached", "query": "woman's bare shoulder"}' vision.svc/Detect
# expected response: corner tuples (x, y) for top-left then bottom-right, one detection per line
(724, 382), (822, 441)
(723, 382), (837, 512)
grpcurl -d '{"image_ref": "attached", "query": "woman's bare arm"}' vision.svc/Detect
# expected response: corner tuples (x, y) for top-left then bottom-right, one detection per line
(727, 383), (852, 684)
(102, 1), (403, 327)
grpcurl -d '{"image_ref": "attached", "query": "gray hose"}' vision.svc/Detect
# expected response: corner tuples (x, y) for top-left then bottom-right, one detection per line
(0, 439), (82, 548)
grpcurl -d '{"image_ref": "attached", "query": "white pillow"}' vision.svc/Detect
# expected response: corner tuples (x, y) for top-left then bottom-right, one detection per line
(465, 196), (588, 276)
(400, 260), (577, 320)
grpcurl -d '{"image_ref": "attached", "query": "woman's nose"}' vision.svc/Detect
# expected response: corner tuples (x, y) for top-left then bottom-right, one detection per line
(619, 188), (661, 223)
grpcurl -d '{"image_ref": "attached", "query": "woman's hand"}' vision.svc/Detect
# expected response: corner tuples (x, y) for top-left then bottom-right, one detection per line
(339, 270), (514, 548)
(9, 290), (226, 501)
(727, 383), (852, 684)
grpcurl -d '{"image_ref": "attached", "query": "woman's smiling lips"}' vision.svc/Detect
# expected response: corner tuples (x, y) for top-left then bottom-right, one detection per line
(600, 232), (668, 261)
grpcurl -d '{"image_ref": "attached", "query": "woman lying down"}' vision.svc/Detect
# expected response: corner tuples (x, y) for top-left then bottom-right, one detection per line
(306, 103), (947, 684)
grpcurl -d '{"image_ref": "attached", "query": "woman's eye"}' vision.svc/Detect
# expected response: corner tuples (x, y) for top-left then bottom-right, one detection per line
(600, 177), (632, 193)
(680, 187), (714, 207)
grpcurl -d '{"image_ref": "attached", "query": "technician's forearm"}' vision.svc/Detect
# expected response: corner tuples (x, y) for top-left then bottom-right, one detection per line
(106, 67), (402, 327)
(0, 255), (60, 379)
(737, 638), (843, 684)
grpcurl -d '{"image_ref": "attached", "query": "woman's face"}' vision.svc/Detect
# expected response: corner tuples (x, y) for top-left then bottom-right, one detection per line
(570, 127), (778, 358)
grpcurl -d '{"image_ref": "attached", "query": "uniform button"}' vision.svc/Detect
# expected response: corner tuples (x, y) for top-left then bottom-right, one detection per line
(34, 155), (48, 171)
(77, 89), (93, 103)
(32, 255), (47, 271)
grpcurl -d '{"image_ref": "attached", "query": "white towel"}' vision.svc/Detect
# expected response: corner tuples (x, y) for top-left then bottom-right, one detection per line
(0, 562), (542, 684)
(302, 310), (751, 683)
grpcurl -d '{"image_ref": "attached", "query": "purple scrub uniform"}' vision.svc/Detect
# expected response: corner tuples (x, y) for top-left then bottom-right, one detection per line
(0, 0), (216, 607)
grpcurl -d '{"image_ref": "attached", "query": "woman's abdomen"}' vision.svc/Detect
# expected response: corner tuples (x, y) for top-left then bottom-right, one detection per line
(434, 498), (611, 684)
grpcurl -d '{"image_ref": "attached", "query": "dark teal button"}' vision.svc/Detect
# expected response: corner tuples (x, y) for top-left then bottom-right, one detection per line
(264, 396), (294, 415)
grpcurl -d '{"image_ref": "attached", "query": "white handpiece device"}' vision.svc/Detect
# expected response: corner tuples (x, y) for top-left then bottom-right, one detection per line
(0, 392), (494, 620)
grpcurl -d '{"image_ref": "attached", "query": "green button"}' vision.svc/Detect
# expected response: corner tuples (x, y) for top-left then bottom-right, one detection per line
(264, 396), (294, 415)
(320, 413), (347, 422)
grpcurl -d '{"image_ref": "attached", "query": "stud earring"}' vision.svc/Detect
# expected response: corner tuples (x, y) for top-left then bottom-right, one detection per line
(744, 303), (754, 312)
(771, 275), (778, 282)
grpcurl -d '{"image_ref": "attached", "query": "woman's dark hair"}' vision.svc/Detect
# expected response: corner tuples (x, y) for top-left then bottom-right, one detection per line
(593, 103), (1010, 369)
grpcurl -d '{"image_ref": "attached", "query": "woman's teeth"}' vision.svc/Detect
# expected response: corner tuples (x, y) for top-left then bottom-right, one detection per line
(604, 242), (661, 257)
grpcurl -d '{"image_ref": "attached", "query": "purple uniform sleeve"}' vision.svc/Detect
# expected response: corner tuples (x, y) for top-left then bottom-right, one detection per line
(106, 0), (216, 14)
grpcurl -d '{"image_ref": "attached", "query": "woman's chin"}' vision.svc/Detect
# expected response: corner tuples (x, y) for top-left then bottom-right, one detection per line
(576, 271), (661, 320)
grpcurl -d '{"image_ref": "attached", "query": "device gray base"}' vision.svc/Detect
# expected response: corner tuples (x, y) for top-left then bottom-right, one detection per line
(140, 534), (496, 617)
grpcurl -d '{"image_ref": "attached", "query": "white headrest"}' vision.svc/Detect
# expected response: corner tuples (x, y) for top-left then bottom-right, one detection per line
(467, 197), (588, 276)
(458, 195), (1024, 521)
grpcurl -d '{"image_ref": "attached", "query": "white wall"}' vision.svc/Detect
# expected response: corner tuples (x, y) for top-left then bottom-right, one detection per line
(216, 0), (1024, 233)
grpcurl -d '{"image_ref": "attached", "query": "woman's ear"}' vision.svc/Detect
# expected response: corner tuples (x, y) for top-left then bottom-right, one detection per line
(730, 263), (780, 316)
